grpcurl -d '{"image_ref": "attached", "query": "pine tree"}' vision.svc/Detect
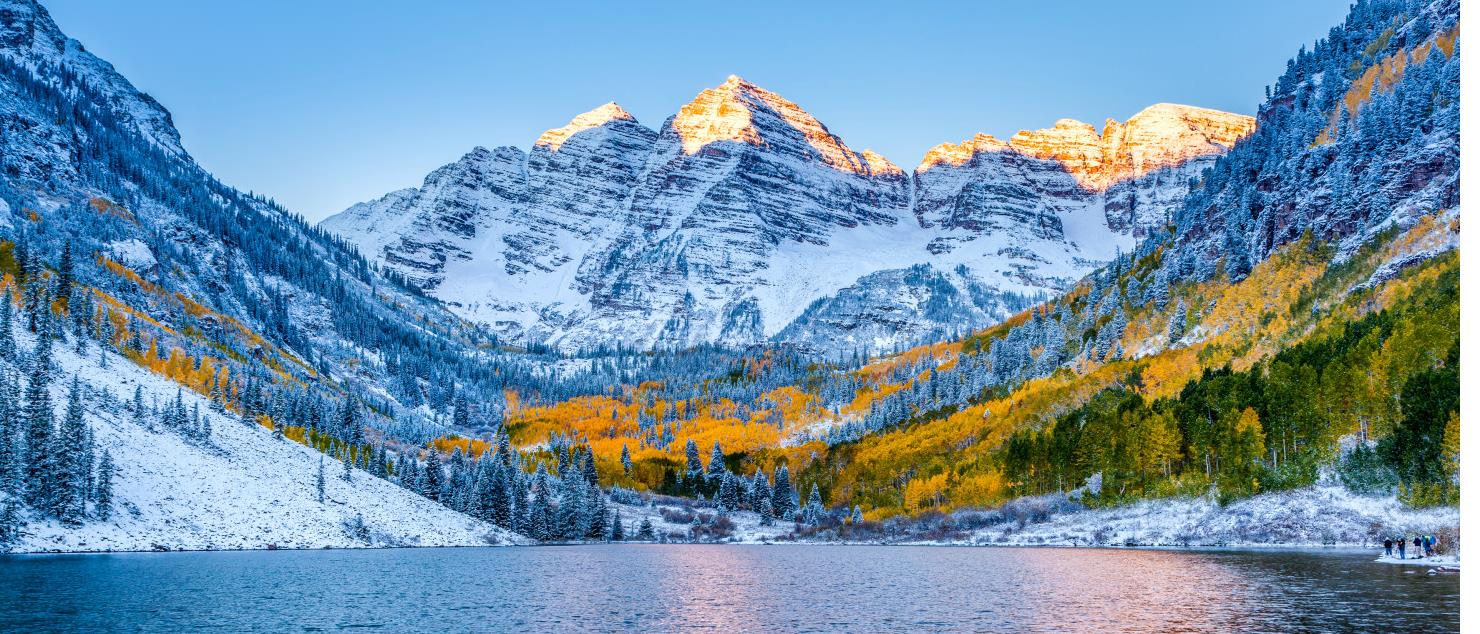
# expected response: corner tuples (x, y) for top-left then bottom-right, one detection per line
(620, 444), (632, 475)
(716, 473), (738, 513)
(757, 494), (775, 527)
(1167, 300), (1187, 344)
(315, 455), (326, 504)
(705, 441), (726, 485)
(130, 386), (146, 428)
(584, 487), (607, 540)
(56, 242), (74, 308)
(493, 464), (514, 529)
(580, 446), (598, 486)
(609, 510), (624, 541)
(23, 337), (55, 510)
(636, 515), (656, 541)
(529, 474), (553, 540)
(54, 376), (89, 524)
(850, 505), (864, 525)
(341, 447), (353, 482)
(683, 439), (703, 492)
(339, 399), (364, 446)
(803, 483), (824, 526)
(0, 370), (19, 496)
(0, 495), (20, 548)
(0, 297), (14, 361)
(94, 450), (114, 521)
(748, 470), (770, 510)
(452, 393), (470, 428)
(422, 450), (442, 501)
(771, 465), (795, 521)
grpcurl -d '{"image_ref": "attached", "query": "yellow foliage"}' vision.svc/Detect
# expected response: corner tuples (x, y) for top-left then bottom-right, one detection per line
(903, 472), (949, 513)
(431, 436), (492, 457)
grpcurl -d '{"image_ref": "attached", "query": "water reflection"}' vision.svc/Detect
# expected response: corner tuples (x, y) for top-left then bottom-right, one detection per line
(0, 546), (1459, 633)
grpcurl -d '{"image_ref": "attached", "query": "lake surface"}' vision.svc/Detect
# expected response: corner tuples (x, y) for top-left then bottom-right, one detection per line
(0, 545), (1458, 632)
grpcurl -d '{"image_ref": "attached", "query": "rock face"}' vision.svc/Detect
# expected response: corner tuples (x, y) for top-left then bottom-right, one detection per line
(323, 79), (1253, 354)
(1, 0), (188, 182)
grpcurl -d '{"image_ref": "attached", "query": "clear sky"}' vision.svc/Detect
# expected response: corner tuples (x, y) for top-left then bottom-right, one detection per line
(43, 0), (1353, 221)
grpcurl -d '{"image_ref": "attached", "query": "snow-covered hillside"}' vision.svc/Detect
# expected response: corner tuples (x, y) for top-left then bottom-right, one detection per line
(4, 326), (522, 553)
(323, 79), (1253, 354)
(967, 486), (1459, 548)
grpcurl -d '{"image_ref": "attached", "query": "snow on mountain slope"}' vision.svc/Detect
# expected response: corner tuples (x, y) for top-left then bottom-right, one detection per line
(0, 0), (185, 159)
(324, 81), (1252, 354)
(6, 327), (522, 553)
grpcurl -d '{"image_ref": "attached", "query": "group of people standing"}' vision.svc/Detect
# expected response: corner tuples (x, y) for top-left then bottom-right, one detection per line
(1383, 534), (1441, 559)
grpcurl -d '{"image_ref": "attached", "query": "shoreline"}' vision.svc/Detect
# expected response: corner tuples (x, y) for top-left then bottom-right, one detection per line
(4, 539), (1456, 559)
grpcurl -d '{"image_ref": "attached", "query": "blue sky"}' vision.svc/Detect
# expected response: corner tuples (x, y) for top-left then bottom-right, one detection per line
(44, 0), (1353, 221)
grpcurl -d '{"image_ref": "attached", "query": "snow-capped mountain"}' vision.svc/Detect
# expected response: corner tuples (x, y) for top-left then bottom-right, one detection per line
(325, 79), (1252, 354)
(0, 0), (527, 550)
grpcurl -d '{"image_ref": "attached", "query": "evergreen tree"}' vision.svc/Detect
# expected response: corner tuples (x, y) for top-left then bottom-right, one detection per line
(1167, 300), (1187, 344)
(422, 450), (442, 501)
(620, 444), (632, 475)
(748, 470), (770, 510)
(131, 386), (148, 430)
(492, 464), (514, 529)
(315, 455), (326, 504)
(803, 483), (824, 526)
(716, 473), (739, 513)
(584, 487), (608, 540)
(705, 441), (726, 485)
(0, 495), (20, 548)
(23, 337), (55, 510)
(757, 494), (775, 527)
(529, 474), (553, 540)
(452, 393), (470, 429)
(341, 447), (353, 482)
(54, 376), (89, 524)
(580, 446), (599, 486)
(636, 515), (656, 541)
(683, 439), (703, 491)
(609, 510), (624, 541)
(339, 399), (364, 445)
(0, 297), (14, 360)
(771, 465), (795, 521)
(94, 450), (114, 520)
(56, 242), (74, 308)
(0, 371), (19, 496)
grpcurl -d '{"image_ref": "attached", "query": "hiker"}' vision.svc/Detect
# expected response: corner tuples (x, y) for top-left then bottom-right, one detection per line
(1398, 537), (1407, 559)
(1413, 536), (1423, 558)
(1383, 538), (1393, 557)
(1424, 535), (1435, 557)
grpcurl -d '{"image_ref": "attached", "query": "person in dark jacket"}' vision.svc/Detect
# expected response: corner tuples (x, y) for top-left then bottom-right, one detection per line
(1383, 538), (1393, 557)
(1398, 537), (1407, 559)
(1413, 536), (1423, 558)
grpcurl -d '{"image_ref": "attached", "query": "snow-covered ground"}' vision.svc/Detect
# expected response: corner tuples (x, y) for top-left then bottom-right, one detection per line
(7, 327), (525, 553)
(608, 498), (796, 544)
(963, 485), (1458, 550)
(1375, 554), (1459, 568)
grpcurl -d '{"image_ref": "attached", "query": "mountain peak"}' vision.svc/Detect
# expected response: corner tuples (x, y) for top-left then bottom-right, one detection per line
(535, 102), (642, 152)
(669, 75), (886, 176)
(917, 104), (1254, 190)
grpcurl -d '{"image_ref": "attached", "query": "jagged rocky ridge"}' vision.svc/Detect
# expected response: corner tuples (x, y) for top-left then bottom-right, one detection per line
(0, 0), (550, 549)
(323, 78), (1253, 354)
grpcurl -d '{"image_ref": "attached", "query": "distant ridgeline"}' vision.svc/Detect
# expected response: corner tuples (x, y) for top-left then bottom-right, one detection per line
(0, 0), (1461, 549)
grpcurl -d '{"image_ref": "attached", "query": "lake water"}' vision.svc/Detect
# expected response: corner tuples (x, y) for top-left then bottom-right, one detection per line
(0, 545), (1458, 632)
